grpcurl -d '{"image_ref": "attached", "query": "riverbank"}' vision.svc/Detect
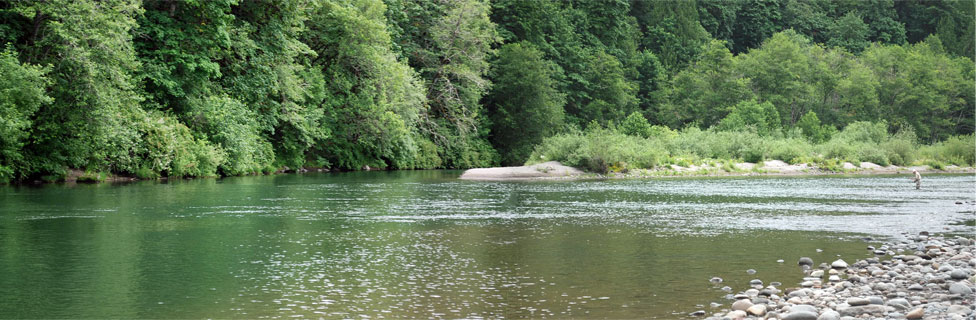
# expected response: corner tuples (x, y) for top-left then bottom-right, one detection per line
(695, 234), (976, 320)
(459, 160), (975, 181)
(9, 159), (972, 185)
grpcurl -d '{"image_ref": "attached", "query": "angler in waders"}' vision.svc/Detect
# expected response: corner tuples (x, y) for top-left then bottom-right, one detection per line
(911, 169), (921, 190)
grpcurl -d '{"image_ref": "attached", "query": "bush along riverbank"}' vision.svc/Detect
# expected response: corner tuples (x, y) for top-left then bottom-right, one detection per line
(526, 119), (975, 176)
(694, 234), (976, 320)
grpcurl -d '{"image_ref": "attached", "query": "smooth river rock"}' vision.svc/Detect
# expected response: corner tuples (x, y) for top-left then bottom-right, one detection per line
(791, 305), (819, 314)
(799, 257), (814, 266)
(887, 298), (911, 310)
(950, 269), (970, 280)
(948, 282), (973, 295)
(746, 304), (767, 316)
(731, 299), (753, 311)
(817, 310), (840, 320)
(726, 310), (747, 319)
(906, 307), (924, 319)
(946, 305), (973, 315)
(838, 305), (888, 317)
(783, 311), (819, 320)
(846, 297), (870, 306)
(831, 259), (849, 269)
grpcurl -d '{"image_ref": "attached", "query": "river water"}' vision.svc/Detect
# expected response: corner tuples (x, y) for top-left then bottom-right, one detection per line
(0, 172), (972, 318)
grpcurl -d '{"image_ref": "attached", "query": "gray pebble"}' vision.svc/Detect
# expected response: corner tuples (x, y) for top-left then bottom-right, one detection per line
(949, 269), (969, 280)
(784, 311), (819, 320)
(817, 310), (841, 320)
(831, 259), (849, 269)
(846, 297), (870, 306)
(946, 305), (972, 315)
(948, 282), (973, 295)
(838, 305), (888, 316)
(887, 298), (911, 310)
(791, 305), (819, 314)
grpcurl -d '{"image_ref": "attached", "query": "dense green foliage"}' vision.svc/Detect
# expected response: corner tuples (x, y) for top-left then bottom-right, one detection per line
(0, 0), (971, 182)
(487, 42), (565, 166)
(528, 119), (973, 174)
(0, 47), (50, 182)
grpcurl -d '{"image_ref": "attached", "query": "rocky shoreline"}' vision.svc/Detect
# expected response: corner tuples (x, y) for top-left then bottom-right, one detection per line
(695, 234), (975, 320)
(459, 160), (974, 181)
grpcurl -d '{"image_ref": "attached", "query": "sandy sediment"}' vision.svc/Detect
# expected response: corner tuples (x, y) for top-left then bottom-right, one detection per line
(459, 161), (585, 181)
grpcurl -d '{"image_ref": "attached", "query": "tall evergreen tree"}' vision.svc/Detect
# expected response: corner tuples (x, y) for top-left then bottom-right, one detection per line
(487, 42), (565, 165)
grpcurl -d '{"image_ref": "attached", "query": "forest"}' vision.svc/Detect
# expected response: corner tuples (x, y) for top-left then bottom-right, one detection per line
(0, 0), (973, 182)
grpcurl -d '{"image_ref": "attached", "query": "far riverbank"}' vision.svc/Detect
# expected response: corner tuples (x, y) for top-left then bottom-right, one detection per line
(459, 160), (975, 181)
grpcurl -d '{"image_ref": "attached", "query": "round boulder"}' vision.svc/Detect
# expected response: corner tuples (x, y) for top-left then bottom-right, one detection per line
(846, 297), (870, 306)
(949, 282), (973, 295)
(831, 259), (849, 269)
(731, 299), (754, 311)
(816, 310), (840, 320)
(798, 257), (814, 266)
(906, 307), (924, 319)
(783, 311), (818, 320)
(950, 269), (970, 280)
(746, 304), (767, 316)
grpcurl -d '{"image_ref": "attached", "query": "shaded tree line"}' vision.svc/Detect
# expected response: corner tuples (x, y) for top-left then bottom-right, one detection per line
(0, 0), (972, 183)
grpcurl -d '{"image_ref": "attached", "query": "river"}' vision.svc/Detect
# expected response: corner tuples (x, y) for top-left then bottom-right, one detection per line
(0, 172), (973, 318)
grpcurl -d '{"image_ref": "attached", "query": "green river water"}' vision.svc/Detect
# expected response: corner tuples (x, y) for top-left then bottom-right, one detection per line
(0, 171), (973, 318)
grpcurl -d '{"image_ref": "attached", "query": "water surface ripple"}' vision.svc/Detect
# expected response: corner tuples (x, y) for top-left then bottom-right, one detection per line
(0, 172), (972, 318)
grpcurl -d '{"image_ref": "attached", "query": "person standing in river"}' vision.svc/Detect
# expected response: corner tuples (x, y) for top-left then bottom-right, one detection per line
(911, 169), (921, 189)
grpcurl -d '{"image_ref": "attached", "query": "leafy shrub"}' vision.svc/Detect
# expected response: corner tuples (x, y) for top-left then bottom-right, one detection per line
(77, 171), (107, 183)
(766, 138), (813, 164)
(924, 159), (945, 170)
(821, 139), (857, 161)
(0, 47), (52, 182)
(136, 112), (226, 178)
(528, 127), (667, 173)
(715, 100), (781, 136)
(856, 145), (890, 166)
(880, 129), (917, 166)
(188, 95), (275, 176)
(528, 120), (965, 174)
(526, 132), (585, 166)
(919, 134), (975, 166)
(170, 139), (226, 178)
(620, 112), (653, 138)
(412, 138), (443, 169)
(816, 158), (844, 172)
(796, 111), (834, 143)
(834, 121), (888, 144)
